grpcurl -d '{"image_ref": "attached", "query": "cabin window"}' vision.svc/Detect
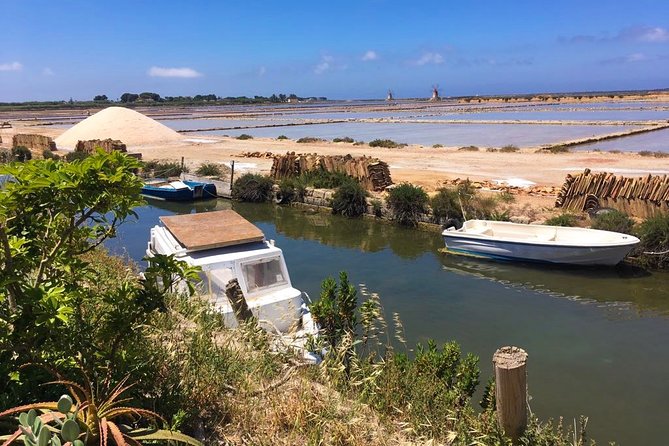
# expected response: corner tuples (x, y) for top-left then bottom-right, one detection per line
(198, 267), (235, 296)
(242, 257), (286, 293)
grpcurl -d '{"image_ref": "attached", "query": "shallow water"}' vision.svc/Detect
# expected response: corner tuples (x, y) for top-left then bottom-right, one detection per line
(108, 200), (669, 445)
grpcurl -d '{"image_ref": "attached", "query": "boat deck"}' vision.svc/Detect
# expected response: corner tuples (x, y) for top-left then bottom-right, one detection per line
(159, 210), (264, 251)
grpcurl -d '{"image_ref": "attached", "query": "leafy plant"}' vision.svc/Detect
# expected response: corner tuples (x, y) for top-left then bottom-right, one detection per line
(236, 134), (253, 140)
(11, 146), (32, 162)
(458, 145), (479, 151)
(297, 169), (353, 189)
(142, 160), (187, 177)
(332, 137), (354, 143)
(276, 135), (289, 140)
(500, 144), (519, 153)
(232, 173), (273, 202)
(638, 150), (669, 158)
(331, 181), (368, 218)
(0, 372), (202, 445)
(537, 145), (570, 154)
(310, 272), (357, 352)
(0, 148), (13, 163)
(195, 162), (224, 177)
(370, 199), (383, 217)
(41, 149), (58, 160)
(368, 139), (405, 148)
(386, 183), (429, 226)
(545, 213), (579, 227)
(591, 209), (634, 234)
(296, 137), (322, 143)
(633, 213), (669, 269)
(64, 151), (89, 162)
(432, 144), (443, 148)
(277, 177), (305, 204)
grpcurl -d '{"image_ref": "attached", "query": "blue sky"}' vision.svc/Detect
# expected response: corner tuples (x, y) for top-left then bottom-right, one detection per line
(2, 0), (669, 101)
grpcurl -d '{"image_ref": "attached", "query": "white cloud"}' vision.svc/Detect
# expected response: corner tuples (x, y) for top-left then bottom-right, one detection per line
(258, 66), (267, 76)
(414, 52), (444, 66)
(147, 66), (202, 78)
(633, 26), (669, 42)
(601, 52), (654, 64)
(314, 55), (334, 75)
(0, 61), (23, 72)
(42, 67), (54, 76)
(361, 50), (378, 61)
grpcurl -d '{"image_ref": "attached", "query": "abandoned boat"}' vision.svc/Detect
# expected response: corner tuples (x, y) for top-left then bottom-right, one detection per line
(442, 219), (639, 266)
(141, 179), (217, 201)
(146, 210), (319, 360)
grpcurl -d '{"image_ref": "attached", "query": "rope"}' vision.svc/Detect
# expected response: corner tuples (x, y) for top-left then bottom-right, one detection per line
(643, 250), (669, 255)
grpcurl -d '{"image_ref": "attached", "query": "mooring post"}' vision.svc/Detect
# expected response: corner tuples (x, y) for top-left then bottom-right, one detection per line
(230, 160), (235, 195)
(493, 346), (528, 443)
(225, 278), (254, 322)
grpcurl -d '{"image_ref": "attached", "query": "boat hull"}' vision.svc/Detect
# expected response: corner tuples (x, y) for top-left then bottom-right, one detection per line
(141, 181), (217, 201)
(443, 234), (636, 265)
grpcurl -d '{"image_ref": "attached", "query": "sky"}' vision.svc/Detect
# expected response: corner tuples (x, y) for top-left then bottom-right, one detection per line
(2, 0), (669, 101)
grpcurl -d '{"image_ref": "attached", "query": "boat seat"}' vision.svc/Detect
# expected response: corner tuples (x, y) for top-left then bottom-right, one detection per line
(466, 227), (493, 236)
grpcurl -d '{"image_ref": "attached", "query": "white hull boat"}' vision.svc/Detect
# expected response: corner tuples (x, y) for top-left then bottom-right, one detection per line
(147, 210), (319, 362)
(442, 220), (640, 266)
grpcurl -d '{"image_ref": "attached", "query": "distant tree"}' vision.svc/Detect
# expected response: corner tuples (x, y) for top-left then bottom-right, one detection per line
(278, 93), (287, 102)
(269, 94), (280, 103)
(139, 92), (161, 102)
(93, 94), (108, 101)
(11, 146), (32, 162)
(120, 93), (139, 103)
(288, 93), (298, 100)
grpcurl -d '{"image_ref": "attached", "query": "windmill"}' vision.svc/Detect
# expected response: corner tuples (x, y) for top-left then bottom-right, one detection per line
(386, 89), (394, 101)
(429, 84), (441, 102)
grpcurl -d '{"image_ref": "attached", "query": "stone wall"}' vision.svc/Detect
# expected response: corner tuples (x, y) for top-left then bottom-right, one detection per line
(12, 134), (56, 152)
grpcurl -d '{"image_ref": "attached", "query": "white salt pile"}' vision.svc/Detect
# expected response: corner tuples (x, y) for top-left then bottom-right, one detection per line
(55, 107), (182, 149)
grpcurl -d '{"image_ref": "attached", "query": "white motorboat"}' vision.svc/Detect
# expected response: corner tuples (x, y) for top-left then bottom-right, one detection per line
(147, 210), (319, 360)
(442, 220), (640, 266)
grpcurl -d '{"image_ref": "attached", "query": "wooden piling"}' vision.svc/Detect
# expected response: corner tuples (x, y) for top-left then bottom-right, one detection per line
(225, 278), (253, 322)
(493, 346), (528, 443)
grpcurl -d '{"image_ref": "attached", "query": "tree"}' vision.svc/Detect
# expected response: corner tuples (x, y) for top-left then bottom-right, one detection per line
(139, 92), (161, 102)
(278, 93), (287, 102)
(120, 92), (139, 103)
(93, 94), (108, 101)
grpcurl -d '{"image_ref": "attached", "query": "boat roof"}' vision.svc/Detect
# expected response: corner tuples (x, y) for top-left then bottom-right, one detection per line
(159, 210), (265, 251)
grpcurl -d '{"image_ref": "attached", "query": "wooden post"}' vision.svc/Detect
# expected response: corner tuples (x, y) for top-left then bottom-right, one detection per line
(230, 160), (235, 195)
(493, 346), (528, 443)
(180, 156), (185, 173)
(225, 278), (254, 322)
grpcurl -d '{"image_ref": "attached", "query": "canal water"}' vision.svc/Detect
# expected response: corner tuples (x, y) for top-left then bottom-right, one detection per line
(108, 199), (669, 445)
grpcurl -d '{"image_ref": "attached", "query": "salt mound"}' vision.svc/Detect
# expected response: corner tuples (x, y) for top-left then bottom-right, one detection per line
(55, 106), (182, 149)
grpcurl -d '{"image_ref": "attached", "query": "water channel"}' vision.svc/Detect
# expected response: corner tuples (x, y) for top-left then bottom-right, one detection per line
(108, 199), (669, 445)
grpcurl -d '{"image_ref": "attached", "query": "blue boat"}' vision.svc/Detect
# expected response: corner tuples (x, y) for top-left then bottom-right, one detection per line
(141, 179), (217, 201)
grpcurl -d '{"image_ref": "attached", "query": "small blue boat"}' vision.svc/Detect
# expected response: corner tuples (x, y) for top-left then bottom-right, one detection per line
(141, 179), (217, 201)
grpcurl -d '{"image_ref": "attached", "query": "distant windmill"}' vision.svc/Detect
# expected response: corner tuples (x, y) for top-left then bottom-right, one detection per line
(429, 84), (441, 102)
(386, 89), (394, 101)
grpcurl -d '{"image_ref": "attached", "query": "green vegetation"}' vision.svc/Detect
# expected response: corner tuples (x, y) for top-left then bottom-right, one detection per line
(353, 140), (365, 146)
(277, 134), (289, 140)
(11, 146), (31, 162)
(298, 169), (354, 189)
(387, 183), (429, 226)
(370, 198), (383, 217)
(500, 145), (520, 153)
(232, 173), (274, 202)
(537, 145), (570, 154)
(333, 136), (355, 143)
(277, 177), (305, 204)
(331, 181), (368, 217)
(591, 209), (635, 234)
(431, 181), (507, 222)
(545, 213), (579, 226)
(638, 150), (669, 158)
(142, 160), (188, 177)
(41, 148), (58, 160)
(634, 214), (669, 269)
(369, 139), (406, 148)
(0, 148), (13, 163)
(486, 147), (498, 152)
(64, 151), (90, 162)
(432, 143), (443, 148)
(296, 136), (323, 143)
(195, 162), (226, 177)
(236, 133), (254, 140)
(458, 145), (479, 151)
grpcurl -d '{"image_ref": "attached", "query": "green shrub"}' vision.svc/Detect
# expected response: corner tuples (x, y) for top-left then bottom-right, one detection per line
(369, 139), (405, 148)
(610, 149), (622, 154)
(277, 177), (305, 203)
(232, 173), (273, 202)
(634, 214), (669, 269)
(638, 150), (669, 158)
(333, 136), (354, 143)
(387, 183), (429, 226)
(277, 135), (289, 140)
(296, 136), (322, 143)
(0, 148), (14, 163)
(537, 145), (570, 154)
(498, 190), (516, 203)
(64, 151), (90, 162)
(236, 133), (253, 140)
(42, 148), (58, 160)
(142, 160), (187, 177)
(332, 180), (368, 217)
(195, 162), (224, 177)
(353, 141), (365, 146)
(458, 145), (479, 151)
(591, 209), (634, 234)
(486, 147), (498, 152)
(371, 198), (383, 217)
(500, 145), (520, 153)
(299, 169), (353, 189)
(432, 144), (443, 148)
(431, 187), (463, 221)
(545, 213), (579, 227)
(11, 145), (32, 162)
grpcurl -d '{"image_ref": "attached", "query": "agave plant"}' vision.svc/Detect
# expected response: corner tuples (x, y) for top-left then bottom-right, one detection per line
(0, 373), (201, 446)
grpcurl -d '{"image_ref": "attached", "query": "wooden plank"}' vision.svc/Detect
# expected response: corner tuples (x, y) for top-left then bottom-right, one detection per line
(160, 210), (264, 251)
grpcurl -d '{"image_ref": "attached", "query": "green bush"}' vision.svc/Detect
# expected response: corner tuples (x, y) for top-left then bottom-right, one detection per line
(634, 214), (669, 269)
(353, 141), (365, 146)
(486, 147), (498, 152)
(143, 160), (188, 177)
(232, 173), (273, 202)
(387, 183), (429, 226)
(333, 136), (354, 143)
(500, 145), (520, 153)
(42, 148), (58, 160)
(236, 133), (253, 140)
(299, 169), (353, 189)
(370, 198), (383, 217)
(537, 145), (570, 154)
(545, 213), (579, 227)
(369, 139), (405, 148)
(195, 162), (224, 177)
(296, 136), (322, 143)
(11, 145), (32, 162)
(277, 135), (289, 140)
(332, 180), (368, 217)
(591, 209), (634, 234)
(638, 150), (669, 158)
(458, 145), (479, 151)
(432, 144), (443, 148)
(0, 148), (14, 163)
(431, 187), (463, 221)
(277, 177), (305, 204)
(64, 151), (90, 162)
